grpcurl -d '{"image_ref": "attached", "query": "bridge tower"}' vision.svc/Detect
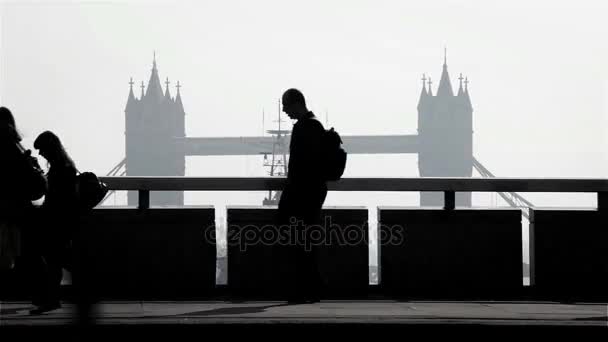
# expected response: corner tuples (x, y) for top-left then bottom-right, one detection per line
(417, 52), (473, 207)
(124, 55), (186, 206)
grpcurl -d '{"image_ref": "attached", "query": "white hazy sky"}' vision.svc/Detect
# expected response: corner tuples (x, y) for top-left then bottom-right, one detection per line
(1, 0), (607, 209)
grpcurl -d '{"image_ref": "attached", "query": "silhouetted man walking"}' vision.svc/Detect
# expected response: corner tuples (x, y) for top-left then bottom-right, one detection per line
(278, 88), (327, 303)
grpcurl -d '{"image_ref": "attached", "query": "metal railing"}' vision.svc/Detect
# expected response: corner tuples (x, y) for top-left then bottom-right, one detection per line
(98, 176), (608, 211)
(472, 158), (535, 219)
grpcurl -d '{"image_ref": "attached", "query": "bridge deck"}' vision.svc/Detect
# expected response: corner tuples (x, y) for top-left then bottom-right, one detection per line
(2, 300), (605, 327)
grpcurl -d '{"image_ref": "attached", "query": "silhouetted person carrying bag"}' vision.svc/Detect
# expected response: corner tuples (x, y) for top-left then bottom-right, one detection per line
(0, 107), (46, 277)
(27, 131), (80, 315)
(277, 89), (328, 303)
(33, 131), (106, 325)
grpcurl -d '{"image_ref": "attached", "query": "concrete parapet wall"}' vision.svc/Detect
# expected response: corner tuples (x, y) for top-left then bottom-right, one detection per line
(379, 208), (523, 299)
(5, 205), (605, 302)
(226, 206), (369, 298)
(77, 208), (216, 299)
(530, 209), (607, 301)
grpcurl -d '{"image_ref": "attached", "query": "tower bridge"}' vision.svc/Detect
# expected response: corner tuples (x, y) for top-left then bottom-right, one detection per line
(118, 52), (505, 209)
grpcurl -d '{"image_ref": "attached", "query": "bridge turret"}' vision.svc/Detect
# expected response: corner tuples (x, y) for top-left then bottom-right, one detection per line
(417, 74), (428, 111)
(463, 77), (472, 111)
(124, 77), (142, 183)
(164, 77), (172, 101)
(124, 54), (186, 206)
(173, 81), (186, 177)
(417, 74), (429, 136)
(175, 81), (185, 138)
(457, 73), (464, 97)
(126, 77), (137, 112)
(417, 53), (473, 207)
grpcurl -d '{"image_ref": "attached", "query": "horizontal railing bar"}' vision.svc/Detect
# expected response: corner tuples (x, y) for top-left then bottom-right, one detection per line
(98, 177), (608, 193)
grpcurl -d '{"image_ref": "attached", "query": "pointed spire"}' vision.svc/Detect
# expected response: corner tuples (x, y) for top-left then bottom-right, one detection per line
(437, 51), (454, 97)
(164, 77), (172, 100)
(175, 81), (184, 109)
(444, 46), (447, 66)
(145, 52), (164, 100)
(126, 77), (137, 111)
(421, 73), (427, 93)
(463, 76), (472, 110)
(427, 77), (433, 96)
(128, 77), (135, 98)
(140, 81), (145, 99)
(153, 51), (157, 71)
(457, 73), (464, 96)
(417, 74), (428, 110)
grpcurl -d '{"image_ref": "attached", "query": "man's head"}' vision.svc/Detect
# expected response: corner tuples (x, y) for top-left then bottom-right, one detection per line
(282, 88), (309, 120)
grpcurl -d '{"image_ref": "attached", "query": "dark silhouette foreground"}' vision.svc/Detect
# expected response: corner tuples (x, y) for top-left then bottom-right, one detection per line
(277, 89), (328, 303)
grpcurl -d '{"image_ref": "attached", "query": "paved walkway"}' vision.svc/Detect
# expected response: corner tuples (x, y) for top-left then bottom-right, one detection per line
(1, 300), (606, 327)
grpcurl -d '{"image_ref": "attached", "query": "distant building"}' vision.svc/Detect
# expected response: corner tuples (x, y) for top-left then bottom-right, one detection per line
(417, 54), (473, 207)
(124, 55), (186, 206)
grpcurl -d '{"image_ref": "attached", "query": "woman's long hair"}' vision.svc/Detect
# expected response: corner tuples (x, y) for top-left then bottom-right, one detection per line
(0, 106), (22, 143)
(34, 131), (76, 171)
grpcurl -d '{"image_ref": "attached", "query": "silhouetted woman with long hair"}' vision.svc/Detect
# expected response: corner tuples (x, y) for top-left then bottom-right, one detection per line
(30, 130), (79, 314)
(34, 131), (78, 211)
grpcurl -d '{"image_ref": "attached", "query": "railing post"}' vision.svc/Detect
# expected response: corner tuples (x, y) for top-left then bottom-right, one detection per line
(139, 190), (150, 210)
(598, 192), (608, 211)
(444, 191), (455, 210)
(529, 210), (536, 287)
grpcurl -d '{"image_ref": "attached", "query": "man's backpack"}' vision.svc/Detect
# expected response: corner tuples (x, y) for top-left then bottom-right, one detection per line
(322, 127), (347, 181)
(76, 171), (108, 210)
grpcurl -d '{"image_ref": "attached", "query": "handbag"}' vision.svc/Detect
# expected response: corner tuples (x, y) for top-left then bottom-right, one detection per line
(76, 171), (109, 210)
